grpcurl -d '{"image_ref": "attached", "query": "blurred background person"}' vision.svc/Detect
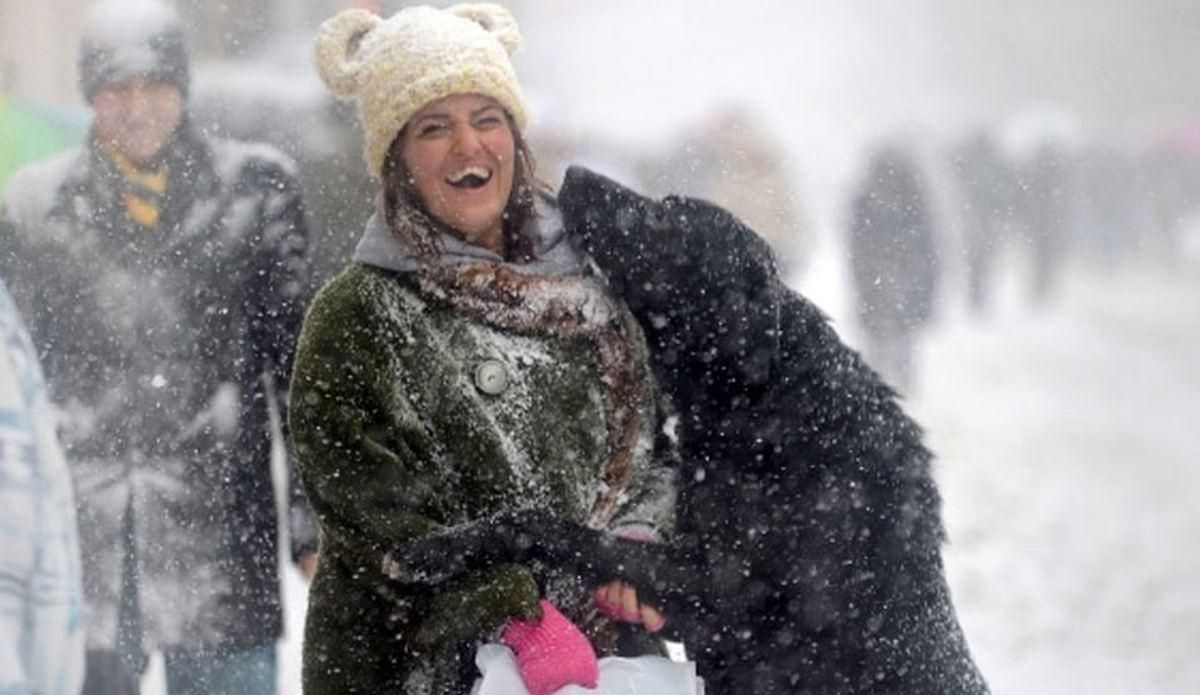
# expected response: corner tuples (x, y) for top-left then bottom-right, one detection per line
(949, 130), (1018, 315)
(847, 143), (941, 392)
(1013, 140), (1073, 305)
(0, 1), (316, 693)
(0, 257), (85, 695)
(640, 105), (814, 273)
(1139, 126), (1200, 263)
(1070, 142), (1149, 269)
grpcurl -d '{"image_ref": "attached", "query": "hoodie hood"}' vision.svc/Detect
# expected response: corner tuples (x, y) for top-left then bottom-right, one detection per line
(352, 193), (586, 278)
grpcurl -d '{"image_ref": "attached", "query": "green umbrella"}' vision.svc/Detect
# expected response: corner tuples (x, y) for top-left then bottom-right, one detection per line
(0, 95), (87, 209)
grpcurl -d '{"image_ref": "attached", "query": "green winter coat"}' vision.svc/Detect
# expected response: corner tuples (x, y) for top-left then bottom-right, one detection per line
(290, 209), (674, 693)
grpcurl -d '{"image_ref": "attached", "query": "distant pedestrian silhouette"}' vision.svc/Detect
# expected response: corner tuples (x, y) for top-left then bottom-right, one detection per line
(848, 145), (940, 391)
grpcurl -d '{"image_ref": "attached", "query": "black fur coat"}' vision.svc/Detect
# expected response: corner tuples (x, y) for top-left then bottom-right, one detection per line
(386, 167), (988, 694)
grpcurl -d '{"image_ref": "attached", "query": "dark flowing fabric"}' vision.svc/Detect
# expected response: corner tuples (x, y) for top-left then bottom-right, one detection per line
(555, 166), (988, 695)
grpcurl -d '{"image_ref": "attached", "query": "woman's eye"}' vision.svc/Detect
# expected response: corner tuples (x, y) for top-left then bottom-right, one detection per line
(476, 115), (503, 129)
(418, 123), (447, 137)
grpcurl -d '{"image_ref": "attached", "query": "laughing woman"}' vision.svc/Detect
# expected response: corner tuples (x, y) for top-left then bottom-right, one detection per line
(290, 4), (675, 693)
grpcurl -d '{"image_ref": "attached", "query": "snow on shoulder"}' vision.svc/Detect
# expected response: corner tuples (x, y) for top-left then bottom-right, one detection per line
(212, 139), (301, 183)
(2, 148), (82, 229)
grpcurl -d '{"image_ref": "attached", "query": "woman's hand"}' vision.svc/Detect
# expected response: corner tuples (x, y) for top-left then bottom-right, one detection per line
(593, 579), (666, 633)
(502, 600), (599, 695)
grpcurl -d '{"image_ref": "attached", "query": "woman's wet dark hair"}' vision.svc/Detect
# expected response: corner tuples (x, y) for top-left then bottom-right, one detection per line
(382, 111), (544, 262)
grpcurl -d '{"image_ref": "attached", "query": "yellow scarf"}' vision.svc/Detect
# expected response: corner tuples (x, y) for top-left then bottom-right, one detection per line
(105, 144), (168, 229)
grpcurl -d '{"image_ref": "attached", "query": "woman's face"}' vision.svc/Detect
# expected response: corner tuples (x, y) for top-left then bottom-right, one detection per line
(401, 93), (516, 253)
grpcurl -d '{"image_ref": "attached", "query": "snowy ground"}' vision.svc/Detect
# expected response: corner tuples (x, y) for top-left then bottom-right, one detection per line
(912, 258), (1200, 695)
(141, 254), (1199, 695)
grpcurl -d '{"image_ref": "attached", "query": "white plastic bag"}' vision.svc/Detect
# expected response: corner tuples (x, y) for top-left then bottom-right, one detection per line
(471, 644), (705, 695)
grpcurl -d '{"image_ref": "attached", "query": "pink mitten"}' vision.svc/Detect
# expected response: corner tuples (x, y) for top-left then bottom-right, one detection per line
(501, 600), (599, 695)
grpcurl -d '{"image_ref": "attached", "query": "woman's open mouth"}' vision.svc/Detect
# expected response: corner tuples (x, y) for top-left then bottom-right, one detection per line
(446, 166), (492, 190)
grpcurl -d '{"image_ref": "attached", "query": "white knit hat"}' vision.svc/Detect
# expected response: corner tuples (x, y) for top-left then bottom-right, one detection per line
(314, 3), (528, 179)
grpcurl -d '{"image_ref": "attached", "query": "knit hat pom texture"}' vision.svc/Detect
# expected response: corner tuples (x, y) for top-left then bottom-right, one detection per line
(314, 3), (527, 178)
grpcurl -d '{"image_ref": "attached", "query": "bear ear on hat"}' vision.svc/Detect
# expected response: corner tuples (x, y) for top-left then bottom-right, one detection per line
(314, 8), (382, 98)
(449, 3), (521, 55)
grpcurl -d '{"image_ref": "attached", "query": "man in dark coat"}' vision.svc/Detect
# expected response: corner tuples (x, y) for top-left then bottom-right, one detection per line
(0, 1), (315, 692)
(385, 167), (987, 693)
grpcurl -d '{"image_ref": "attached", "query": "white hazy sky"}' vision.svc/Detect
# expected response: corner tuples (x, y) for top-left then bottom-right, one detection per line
(501, 0), (1199, 220)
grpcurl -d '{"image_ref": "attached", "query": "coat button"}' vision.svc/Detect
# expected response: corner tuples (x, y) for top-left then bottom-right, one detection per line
(474, 359), (509, 396)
